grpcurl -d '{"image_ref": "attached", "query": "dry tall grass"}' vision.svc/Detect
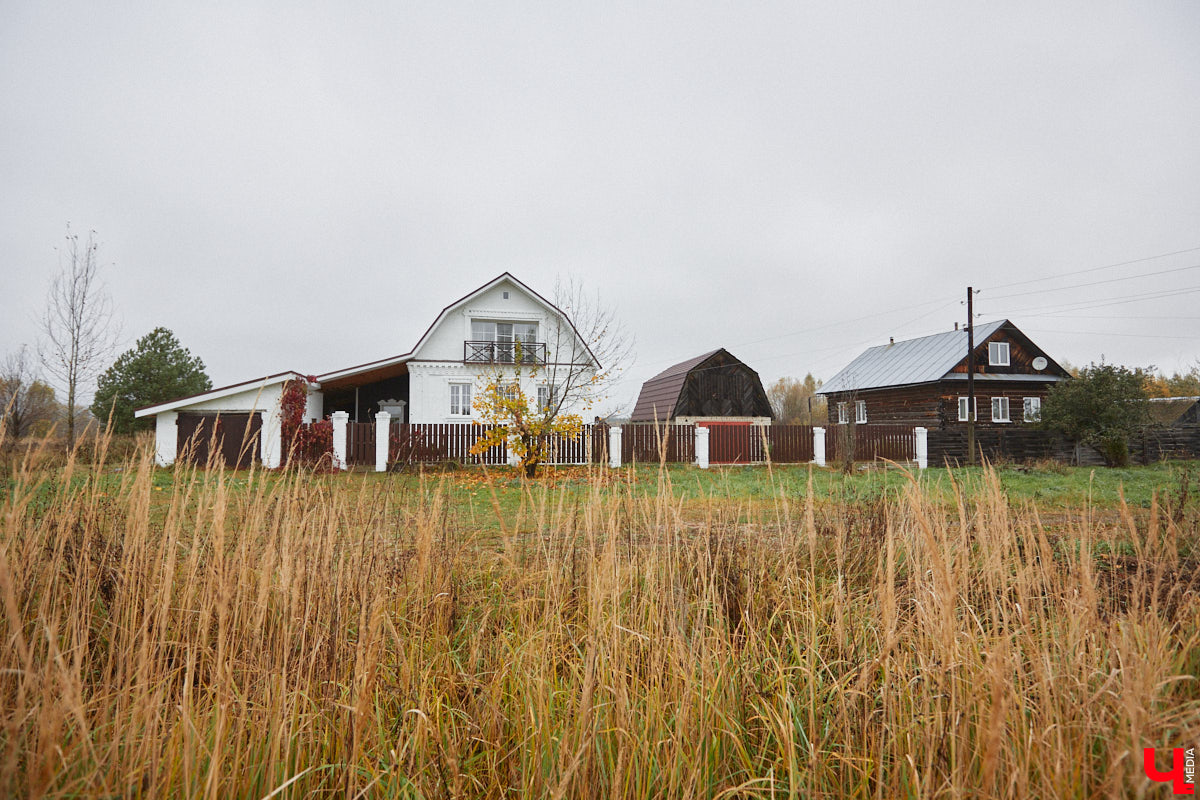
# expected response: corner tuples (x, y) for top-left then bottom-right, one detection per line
(1, 433), (1198, 798)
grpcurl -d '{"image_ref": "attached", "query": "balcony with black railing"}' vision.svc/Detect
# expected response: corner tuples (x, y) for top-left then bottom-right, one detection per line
(464, 340), (547, 365)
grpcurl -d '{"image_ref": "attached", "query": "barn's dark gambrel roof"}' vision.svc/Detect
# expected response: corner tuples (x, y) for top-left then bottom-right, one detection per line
(630, 349), (772, 422)
(630, 350), (721, 421)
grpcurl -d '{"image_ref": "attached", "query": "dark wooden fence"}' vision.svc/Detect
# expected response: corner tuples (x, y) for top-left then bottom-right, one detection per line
(346, 422), (375, 465)
(767, 424), (815, 462)
(621, 423), (696, 463)
(827, 424), (915, 463)
(539, 425), (607, 465)
(701, 424), (815, 464)
(927, 424), (1200, 466)
(706, 424), (766, 464)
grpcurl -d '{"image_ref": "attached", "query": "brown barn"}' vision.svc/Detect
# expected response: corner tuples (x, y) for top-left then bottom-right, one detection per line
(630, 349), (773, 424)
(818, 320), (1070, 429)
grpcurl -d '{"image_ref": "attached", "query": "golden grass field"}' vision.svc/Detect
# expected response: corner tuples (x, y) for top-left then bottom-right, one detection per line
(1, 435), (1198, 798)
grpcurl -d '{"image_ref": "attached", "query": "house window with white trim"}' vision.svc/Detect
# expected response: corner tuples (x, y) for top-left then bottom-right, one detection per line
(537, 385), (551, 412)
(958, 396), (977, 422)
(991, 396), (1010, 422)
(988, 341), (1010, 366)
(855, 400), (867, 424)
(837, 402), (848, 424)
(1023, 396), (1041, 422)
(449, 383), (472, 416)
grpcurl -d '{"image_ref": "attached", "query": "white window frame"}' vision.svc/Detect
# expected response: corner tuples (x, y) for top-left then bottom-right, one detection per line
(837, 401), (848, 424)
(988, 341), (1010, 367)
(537, 385), (551, 412)
(1023, 396), (1041, 422)
(991, 396), (1010, 423)
(449, 383), (472, 416)
(855, 399), (867, 424)
(958, 396), (977, 422)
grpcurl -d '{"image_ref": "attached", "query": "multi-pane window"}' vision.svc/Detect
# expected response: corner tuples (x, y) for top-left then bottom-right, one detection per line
(471, 320), (538, 344)
(1023, 397), (1041, 422)
(537, 385), (551, 412)
(991, 396), (1010, 422)
(449, 383), (472, 416)
(837, 402), (848, 424)
(988, 341), (1010, 366)
(855, 400), (867, 424)
(958, 396), (977, 422)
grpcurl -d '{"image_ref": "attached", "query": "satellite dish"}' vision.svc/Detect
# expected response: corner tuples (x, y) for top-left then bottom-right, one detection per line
(1032, 357), (1048, 371)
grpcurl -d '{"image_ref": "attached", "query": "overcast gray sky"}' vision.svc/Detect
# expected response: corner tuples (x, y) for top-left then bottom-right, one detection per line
(3, 2), (1198, 412)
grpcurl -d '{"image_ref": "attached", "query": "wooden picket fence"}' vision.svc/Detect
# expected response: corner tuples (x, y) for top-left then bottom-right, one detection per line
(621, 423), (696, 464)
(346, 422), (375, 466)
(767, 424), (815, 463)
(387, 422), (509, 466)
(538, 425), (607, 465)
(341, 420), (912, 468)
(827, 424), (915, 463)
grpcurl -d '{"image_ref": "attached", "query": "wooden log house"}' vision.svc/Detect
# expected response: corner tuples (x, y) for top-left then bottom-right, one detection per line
(818, 320), (1070, 430)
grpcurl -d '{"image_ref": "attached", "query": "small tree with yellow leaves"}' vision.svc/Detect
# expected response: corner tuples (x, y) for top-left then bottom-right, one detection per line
(469, 358), (584, 478)
(469, 279), (630, 477)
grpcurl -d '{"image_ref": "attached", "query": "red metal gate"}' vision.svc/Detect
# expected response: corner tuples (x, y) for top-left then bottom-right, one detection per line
(701, 422), (767, 464)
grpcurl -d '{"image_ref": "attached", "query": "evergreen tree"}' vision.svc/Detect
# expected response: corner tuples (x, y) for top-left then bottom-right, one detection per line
(91, 328), (211, 433)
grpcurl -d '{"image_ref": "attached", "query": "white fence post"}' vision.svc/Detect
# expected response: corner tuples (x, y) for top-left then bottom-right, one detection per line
(375, 411), (391, 472)
(609, 426), (622, 468)
(695, 425), (710, 469)
(914, 426), (928, 470)
(331, 411), (349, 470)
(261, 409), (283, 469)
(813, 426), (826, 467)
(155, 411), (178, 467)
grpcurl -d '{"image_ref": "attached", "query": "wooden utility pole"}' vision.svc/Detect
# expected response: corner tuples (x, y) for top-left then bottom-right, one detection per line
(966, 286), (976, 466)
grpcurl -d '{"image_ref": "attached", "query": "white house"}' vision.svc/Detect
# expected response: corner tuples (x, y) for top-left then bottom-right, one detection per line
(135, 274), (597, 467)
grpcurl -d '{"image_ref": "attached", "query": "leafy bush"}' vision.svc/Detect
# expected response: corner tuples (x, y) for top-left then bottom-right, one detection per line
(1040, 363), (1151, 466)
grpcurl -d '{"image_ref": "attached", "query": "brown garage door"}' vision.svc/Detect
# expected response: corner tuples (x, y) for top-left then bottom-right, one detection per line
(177, 412), (261, 468)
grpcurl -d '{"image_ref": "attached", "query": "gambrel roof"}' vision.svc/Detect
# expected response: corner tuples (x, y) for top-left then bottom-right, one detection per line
(630, 348), (772, 421)
(630, 350), (722, 421)
(819, 320), (1065, 394)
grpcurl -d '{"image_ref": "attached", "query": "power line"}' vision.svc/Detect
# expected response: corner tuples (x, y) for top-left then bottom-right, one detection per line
(984, 262), (1200, 301)
(1024, 328), (1200, 341)
(1024, 313), (1200, 322)
(982, 245), (1200, 292)
(996, 284), (1200, 317)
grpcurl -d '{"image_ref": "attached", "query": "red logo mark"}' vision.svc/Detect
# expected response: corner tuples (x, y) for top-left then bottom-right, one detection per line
(1145, 747), (1195, 795)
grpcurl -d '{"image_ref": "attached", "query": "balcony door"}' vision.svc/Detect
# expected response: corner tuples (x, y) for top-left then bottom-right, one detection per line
(471, 321), (538, 363)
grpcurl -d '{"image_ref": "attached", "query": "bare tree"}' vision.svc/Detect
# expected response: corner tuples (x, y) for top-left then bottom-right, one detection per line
(542, 276), (634, 421)
(1, 346), (59, 449)
(38, 227), (119, 449)
(767, 374), (825, 424)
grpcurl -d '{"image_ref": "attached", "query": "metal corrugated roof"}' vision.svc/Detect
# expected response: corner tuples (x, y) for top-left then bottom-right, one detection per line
(819, 320), (1007, 394)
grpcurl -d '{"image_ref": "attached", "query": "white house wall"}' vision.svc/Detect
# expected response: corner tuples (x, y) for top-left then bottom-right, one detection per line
(416, 278), (552, 362)
(150, 382), (324, 468)
(407, 363), (590, 425)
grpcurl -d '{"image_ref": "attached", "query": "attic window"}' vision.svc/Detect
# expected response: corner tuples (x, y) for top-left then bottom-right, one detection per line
(988, 341), (1010, 366)
(502, 291), (509, 299)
